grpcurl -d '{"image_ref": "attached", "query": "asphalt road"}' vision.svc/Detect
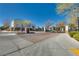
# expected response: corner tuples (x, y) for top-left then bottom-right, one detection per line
(0, 32), (79, 56)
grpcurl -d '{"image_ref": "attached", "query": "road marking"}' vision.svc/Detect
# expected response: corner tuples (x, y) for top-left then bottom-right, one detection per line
(69, 48), (79, 56)
(0, 34), (16, 36)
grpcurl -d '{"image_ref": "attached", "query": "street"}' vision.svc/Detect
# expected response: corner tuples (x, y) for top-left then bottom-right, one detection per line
(0, 32), (79, 56)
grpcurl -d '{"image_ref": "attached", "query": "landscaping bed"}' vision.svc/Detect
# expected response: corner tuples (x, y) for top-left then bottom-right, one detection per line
(69, 31), (79, 41)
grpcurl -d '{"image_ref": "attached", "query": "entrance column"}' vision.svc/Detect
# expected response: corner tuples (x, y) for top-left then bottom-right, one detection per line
(11, 20), (14, 32)
(25, 27), (27, 33)
(65, 25), (68, 33)
(44, 27), (46, 32)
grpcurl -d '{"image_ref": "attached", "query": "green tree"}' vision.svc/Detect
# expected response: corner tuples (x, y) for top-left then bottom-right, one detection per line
(45, 19), (53, 31)
(3, 21), (10, 30)
(56, 3), (74, 14)
(56, 3), (78, 24)
(15, 20), (32, 33)
(68, 23), (76, 31)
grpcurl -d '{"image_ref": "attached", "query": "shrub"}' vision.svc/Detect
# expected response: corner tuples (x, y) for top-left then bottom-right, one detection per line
(73, 33), (79, 41)
(69, 31), (78, 37)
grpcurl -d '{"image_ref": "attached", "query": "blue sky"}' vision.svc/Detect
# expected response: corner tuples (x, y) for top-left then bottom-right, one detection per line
(0, 3), (65, 27)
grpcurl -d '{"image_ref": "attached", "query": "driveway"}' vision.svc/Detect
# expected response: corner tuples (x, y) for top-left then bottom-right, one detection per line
(0, 32), (79, 56)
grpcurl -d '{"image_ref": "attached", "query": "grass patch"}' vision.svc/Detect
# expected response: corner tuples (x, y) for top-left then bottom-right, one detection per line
(69, 31), (79, 41)
(69, 31), (78, 37)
